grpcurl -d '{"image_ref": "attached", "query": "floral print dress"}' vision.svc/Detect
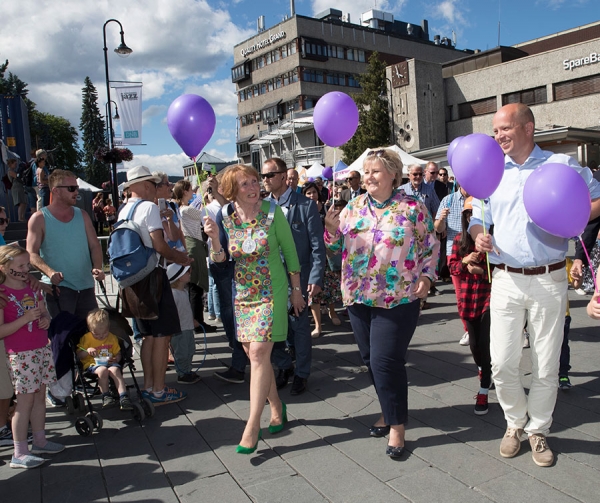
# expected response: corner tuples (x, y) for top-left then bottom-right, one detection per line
(324, 190), (439, 309)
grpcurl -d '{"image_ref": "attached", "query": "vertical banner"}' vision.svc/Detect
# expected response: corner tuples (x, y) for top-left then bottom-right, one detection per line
(112, 85), (143, 146)
(0, 95), (31, 161)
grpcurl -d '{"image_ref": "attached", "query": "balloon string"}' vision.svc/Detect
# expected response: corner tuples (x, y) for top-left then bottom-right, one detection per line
(481, 199), (491, 283)
(579, 234), (598, 294)
(447, 179), (457, 208)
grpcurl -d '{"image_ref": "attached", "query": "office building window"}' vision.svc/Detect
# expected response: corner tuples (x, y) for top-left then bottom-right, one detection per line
(457, 96), (497, 119)
(502, 86), (547, 106)
(303, 69), (324, 83)
(554, 74), (600, 101)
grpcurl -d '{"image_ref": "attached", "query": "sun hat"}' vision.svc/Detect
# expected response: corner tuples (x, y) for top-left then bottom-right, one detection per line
(122, 165), (162, 189)
(166, 263), (191, 284)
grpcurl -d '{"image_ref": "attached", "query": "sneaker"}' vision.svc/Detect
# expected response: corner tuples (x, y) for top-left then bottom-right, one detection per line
(574, 288), (588, 296)
(207, 314), (216, 320)
(474, 393), (489, 415)
(31, 440), (65, 454)
(213, 367), (245, 384)
(559, 376), (572, 390)
(500, 427), (523, 458)
(0, 426), (13, 446)
(102, 394), (116, 408)
(120, 396), (133, 411)
(46, 391), (66, 408)
(177, 372), (201, 384)
(215, 317), (222, 324)
(459, 332), (470, 346)
(529, 434), (554, 467)
(148, 386), (187, 406)
(10, 454), (45, 469)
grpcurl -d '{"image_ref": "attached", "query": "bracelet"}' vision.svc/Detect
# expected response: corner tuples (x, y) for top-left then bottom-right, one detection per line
(210, 247), (224, 257)
(291, 286), (301, 291)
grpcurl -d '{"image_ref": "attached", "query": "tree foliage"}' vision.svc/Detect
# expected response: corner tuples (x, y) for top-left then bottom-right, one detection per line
(80, 76), (109, 186)
(341, 52), (391, 165)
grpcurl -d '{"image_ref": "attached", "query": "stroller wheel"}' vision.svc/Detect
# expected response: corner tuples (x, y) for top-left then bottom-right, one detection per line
(76, 393), (86, 412)
(75, 416), (94, 437)
(141, 397), (156, 418)
(87, 411), (103, 431)
(131, 402), (145, 422)
(65, 396), (75, 415)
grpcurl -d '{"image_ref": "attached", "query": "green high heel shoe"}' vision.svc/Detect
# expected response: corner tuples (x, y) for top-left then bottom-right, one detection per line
(268, 402), (288, 434)
(236, 429), (262, 454)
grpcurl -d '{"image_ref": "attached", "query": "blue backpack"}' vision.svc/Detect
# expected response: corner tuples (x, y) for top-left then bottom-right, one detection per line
(107, 200), (159, 288)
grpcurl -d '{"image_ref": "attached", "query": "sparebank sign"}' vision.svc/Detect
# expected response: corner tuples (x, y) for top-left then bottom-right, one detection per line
(241, 31), (286, 58)
(563, 52), (599, 71)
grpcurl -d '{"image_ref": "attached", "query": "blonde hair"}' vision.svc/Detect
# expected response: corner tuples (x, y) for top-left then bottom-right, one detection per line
(363, 147), (404, 188)
(49, 169), (77, 189)
(0, 245), (29, 285)
(86, 308), (110, 333)
(219, 164), (259, 201)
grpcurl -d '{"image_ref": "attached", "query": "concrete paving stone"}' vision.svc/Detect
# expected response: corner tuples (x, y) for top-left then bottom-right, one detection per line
(267, 427), (331, 460)
(245, 472), (328, 503)
(477, 470), (582, 503)
(288, 445), (410, 502)
(176, 473), (252, 503)
(388, 466), (496, 503)
(552, 400), (600, 439)
(282, 393), (349, 422)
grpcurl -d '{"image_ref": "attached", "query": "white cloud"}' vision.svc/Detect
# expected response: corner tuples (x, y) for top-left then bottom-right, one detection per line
(142, 105), (167, 126)
(185, 79), (239, 117)
(215, 138), (231, 146)
(1, 0), (254, 130)
(427, 0), (469, 48)
(121, 153), (191, 177)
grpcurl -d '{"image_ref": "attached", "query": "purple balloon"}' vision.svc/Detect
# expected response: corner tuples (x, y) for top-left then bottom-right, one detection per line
(447, 136), (464, 166)
(524, 163), (591, 238)
(167, 94), (216, 158)
(451, 133), (504, 199)
(322, 166), (333, 180)
(313, 92), (359, 147)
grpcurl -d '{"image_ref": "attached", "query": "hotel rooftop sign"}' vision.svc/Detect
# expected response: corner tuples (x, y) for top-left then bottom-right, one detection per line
(241, 31), (286, 58)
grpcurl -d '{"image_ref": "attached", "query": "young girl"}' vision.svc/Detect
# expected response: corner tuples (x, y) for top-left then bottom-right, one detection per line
(447, 198), (493, 415)
(77, 309), (132, 410)
(0, 245), (64, 469)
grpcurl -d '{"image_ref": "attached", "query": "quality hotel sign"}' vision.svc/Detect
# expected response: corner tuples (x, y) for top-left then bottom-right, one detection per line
(563, 52), (599, 71)
(241, 31), (286, 58)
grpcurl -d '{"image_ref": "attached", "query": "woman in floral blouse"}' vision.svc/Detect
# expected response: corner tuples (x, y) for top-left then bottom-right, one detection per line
(324, 148), (439, 459)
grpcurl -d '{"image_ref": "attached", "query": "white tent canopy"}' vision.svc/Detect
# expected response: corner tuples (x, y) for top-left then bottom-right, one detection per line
(342, 145), (426, 178)
(305, 161), (324, 178)
(77, 178), (103, 192)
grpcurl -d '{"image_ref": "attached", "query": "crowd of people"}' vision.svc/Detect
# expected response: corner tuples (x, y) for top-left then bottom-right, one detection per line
(1, 103), (599, 470)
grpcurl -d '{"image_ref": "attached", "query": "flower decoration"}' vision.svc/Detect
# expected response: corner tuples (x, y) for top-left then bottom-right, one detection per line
(94, 147), (134, 164)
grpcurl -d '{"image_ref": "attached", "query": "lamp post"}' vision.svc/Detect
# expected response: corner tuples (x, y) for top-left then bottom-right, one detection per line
(381, 77), (395, 145)
(103, 18), (132, 206)
(104, 100), (120, 144)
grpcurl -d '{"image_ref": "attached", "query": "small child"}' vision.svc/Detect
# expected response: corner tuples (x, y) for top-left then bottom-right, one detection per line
(167, 263), (201, 384)
(0, 245), (63, 469)
(77, 309), (132, 410)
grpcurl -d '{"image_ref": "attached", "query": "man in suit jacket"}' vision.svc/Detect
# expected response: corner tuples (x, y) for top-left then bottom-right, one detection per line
(262, 157), (326, 395)
(340, 171), (367, 201)
(424, 161), (450, 202)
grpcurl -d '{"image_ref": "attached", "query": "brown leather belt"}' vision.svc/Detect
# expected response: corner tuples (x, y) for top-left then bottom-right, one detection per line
(495, 259), (566, 276)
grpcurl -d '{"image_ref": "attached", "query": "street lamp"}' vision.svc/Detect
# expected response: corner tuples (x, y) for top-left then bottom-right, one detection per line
(381, 77), (395, 145)
(103, 19), (132, 206)
(104, 100), (120, 144)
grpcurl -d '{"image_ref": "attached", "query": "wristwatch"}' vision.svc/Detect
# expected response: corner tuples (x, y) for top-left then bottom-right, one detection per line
(292, 286), (301, 291)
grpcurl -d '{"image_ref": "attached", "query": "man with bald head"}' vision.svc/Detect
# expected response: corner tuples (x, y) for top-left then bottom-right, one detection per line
(470, 103), (600, 467)
(286, 168), (301, 193)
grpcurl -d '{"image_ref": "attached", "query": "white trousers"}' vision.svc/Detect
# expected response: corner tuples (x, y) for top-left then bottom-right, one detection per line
(490, 267), (567, 436)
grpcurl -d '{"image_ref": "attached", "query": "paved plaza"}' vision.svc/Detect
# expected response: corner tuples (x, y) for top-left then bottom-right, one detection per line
(1, 280), (599, 503)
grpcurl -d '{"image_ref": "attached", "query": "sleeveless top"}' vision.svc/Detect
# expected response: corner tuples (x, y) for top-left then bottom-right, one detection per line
(40, 207), (94, 290)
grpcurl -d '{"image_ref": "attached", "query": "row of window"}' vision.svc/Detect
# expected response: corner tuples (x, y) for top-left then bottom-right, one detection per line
(453, 74), (600, 121)
(303, 69), (360, 87)
(252, 41), (298, 70)
(238, 70), (300, 101)
(239, 100), (300, 127)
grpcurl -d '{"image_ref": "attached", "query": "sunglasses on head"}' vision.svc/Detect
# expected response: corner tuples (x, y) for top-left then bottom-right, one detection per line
(0, 217), (8, 225)
(260, 171), (286, 179)
(55, 185), (79, 192)
(366, 149), (385, 157)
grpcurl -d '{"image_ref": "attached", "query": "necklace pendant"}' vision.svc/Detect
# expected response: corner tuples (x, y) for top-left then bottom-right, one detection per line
(242, 237), (257, 253)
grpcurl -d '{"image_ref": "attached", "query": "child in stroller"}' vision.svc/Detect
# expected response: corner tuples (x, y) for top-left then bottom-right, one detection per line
(77, 309), (132, 411)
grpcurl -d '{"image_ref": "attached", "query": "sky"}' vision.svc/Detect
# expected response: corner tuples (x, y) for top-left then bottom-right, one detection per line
(1, 0), (597, 177)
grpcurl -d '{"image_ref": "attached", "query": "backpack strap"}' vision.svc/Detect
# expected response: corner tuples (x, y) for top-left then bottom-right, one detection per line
(266, 199), (277, 227)
(125, 199), (144, 221)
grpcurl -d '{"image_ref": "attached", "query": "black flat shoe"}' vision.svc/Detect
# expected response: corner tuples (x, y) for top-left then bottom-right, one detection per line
(369, 425), (391, 437)
(386, 445), (405, 458)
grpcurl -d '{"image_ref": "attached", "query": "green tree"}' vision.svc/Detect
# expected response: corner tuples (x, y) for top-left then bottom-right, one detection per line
(80, 77), (108, 186)
(342, 51), (391, 164)
(30, 110), (83, 174)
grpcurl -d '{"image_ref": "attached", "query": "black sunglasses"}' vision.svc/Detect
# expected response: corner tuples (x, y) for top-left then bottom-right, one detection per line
(367, 149), (385, 157)
(0, 217), (8, 225)
(261, 171), (286, 179)
(410, 173), (423, 177)
(55, 185), (79, 192)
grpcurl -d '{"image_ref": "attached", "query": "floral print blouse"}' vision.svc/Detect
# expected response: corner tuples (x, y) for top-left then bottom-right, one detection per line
(324, 190), (439, 309)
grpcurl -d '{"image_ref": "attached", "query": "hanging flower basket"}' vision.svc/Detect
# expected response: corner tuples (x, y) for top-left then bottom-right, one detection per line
(94, 147), (133, 164)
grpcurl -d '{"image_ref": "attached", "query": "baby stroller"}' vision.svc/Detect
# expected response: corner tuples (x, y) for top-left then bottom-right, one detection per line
(48, 285), (155, 437)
